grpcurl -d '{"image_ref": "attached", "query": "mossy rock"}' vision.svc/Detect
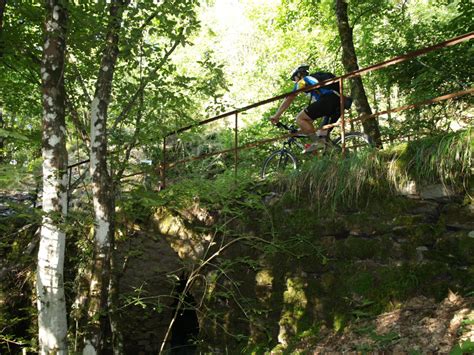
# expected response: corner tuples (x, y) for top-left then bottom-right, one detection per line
(271, 208), (323, 235)
(441, 202), (474, 229)
(392, 214), (428, 227)
(342, 213), (393, 236)
(365, 195), (419, 217)
(432, 231), (474, 264)
(376, 237), (394, 261)
(406, 223), (441, 247)
(320, 272), (338, 293)
(348, 271), (375, 296)
(335, 237), (381, 260)
(399, 241), (418, 260)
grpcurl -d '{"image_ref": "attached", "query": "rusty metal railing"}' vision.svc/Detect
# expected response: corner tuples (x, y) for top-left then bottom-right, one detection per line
(159, 31), (473, 189)
(61, 32), (473, 191)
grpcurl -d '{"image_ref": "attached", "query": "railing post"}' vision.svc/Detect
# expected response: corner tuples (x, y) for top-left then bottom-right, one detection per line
(160, 137), (166, 190)
(234, 112), (238, 178)
(66, 166), (72, 210)
(339, 77), (346, 154)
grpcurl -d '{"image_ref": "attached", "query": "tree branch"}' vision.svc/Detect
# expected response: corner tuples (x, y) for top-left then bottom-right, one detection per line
(114, 90), (144, 180)
(71, 63), (92, 104)
(0, 0), (6, 57)
(352, 3), (382, 27)
(65, 95), (89, 143)
(1, 60), (40, 86)
(111, 30), (184, 130)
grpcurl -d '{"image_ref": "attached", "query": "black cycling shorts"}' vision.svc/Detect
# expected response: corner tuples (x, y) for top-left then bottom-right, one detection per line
(304, 93), (340, 124)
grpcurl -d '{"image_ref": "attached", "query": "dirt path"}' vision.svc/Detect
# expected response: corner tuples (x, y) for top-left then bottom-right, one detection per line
(295, 293), (473, 353)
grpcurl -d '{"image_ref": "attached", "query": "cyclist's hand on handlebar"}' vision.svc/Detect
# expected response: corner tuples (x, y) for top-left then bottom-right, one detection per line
(270, 116), (279, 125)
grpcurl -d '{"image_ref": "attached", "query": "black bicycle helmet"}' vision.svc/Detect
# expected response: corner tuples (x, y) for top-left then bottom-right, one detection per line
(290, 64), (309, 81)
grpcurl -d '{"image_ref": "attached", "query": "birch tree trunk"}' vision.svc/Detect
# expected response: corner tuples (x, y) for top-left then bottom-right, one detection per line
(37, 1), (68, 354)
(334, 0), (382, 147)
(0, 107), (4, 162)
(83, 1), (128, 353)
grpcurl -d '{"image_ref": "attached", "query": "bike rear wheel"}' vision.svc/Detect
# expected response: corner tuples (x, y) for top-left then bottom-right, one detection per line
(261, 150), (298, 179)
(332, 131), (374, 152)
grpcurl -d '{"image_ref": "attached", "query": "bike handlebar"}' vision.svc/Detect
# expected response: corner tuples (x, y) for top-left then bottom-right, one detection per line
(276, 122), (298, 133)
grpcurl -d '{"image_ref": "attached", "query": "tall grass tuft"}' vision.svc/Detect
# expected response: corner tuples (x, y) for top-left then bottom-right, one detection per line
(279, 149), (388, 212)
(277, 128), (472, 212)
(387, 128), (472, 192)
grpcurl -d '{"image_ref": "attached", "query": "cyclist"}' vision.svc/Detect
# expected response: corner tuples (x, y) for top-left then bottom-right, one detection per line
(269, 64), (342, 153)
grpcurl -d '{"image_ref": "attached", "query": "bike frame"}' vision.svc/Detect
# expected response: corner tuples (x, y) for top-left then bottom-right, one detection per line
(281, 136), (306, 153)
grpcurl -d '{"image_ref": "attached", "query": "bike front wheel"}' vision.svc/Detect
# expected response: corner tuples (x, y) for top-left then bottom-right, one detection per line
(261, 150), (298, 179)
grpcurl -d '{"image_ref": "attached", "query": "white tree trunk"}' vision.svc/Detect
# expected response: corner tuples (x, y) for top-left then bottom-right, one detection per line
(37, 1), (68, 354)
(82, 1), (129, 353)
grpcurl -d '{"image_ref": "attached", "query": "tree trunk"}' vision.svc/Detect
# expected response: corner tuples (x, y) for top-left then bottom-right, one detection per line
(83, 1), (128, 353)
(0, 0), (6, 57)
(334, 0), (382, 147)
(37, 1), (68, 354)
(386, 86), (394, 144)
(0, 107), (4, 162)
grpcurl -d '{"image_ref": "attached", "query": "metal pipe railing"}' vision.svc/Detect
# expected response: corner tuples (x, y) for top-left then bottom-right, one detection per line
(164, 32), (473, 138)
(60, 32), (473, 192)
(338, 77), (346, 154)
(160, 31), (473, 187)
(159, 86), (471, 171)
(234, 112), (238, 178)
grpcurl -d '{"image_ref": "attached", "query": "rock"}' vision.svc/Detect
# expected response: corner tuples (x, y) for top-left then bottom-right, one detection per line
(416, 246), (429, 262)
(116, 230), (183, 353)
(263, 192), (280, 206)
(396, 180), (419, 198)
(397, 182), (460, 202)
(152, 207), (210, 261)
(420, 184), (456, 201)
(446, 223), (474, 231)
(442, 203), (474, 230)
(410, 201), (439, 220)
(0, 192), (37, 217)
(392, 225), (409, 235)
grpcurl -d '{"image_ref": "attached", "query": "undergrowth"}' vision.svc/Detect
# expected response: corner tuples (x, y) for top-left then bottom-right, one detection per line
(276, 128), (472, 213)
(386, 128), (472, 190)
(117, 129), (473, 353)
(122, 129), (471, 222)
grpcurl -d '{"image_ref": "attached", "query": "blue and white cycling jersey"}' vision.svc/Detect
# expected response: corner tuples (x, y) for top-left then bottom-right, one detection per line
(293, 76), (335, 103)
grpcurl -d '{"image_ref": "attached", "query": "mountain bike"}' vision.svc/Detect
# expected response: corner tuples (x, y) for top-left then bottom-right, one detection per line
(260, 122), (373, 179)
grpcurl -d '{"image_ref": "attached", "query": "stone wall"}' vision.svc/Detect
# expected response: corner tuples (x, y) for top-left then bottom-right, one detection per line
(116, 186), (473, 352)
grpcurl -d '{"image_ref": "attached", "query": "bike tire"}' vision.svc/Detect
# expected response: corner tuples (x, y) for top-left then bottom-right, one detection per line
(261, 150), (298, 179)
(332, 132), (374, 152)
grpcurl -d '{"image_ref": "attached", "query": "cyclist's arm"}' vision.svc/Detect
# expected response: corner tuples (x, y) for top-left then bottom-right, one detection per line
(270, 92), (297, 124)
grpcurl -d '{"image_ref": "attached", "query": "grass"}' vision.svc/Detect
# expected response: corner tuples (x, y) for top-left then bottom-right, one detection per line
(386, 129), (472, 190)
(275, 128), (472, 212)
(128, 128), (471, 220)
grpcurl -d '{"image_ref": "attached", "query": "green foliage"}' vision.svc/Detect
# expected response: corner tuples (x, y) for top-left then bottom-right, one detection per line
(451, 340), (474, 355)
(275, 129), (471, 212)
(0, 164), (38, 192)
(1, 0), (473, 352)
(0, 202), (39, 353)
(387, 128), (472, 188)
(277, 148), (384, 212)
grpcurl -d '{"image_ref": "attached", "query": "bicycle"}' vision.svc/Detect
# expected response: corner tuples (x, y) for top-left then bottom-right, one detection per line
(260, 121), (373, 179)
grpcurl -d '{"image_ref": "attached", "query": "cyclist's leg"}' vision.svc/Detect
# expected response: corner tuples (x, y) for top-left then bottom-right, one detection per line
(308, 94), (340, 139)
(318, 111), (340, 139)
(317, 115), (331, 137)
(295, 110), (316, 135)
(297, 103), (329, 153)
(299, 98), (330, 135)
